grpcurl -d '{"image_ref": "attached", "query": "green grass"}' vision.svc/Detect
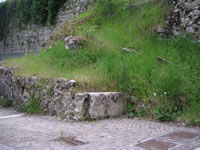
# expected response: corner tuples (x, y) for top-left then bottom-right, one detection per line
(4, 1), (200, 123)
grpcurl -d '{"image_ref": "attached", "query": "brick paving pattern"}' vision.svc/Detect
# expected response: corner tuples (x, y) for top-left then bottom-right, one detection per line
(0, 107), (200, 150)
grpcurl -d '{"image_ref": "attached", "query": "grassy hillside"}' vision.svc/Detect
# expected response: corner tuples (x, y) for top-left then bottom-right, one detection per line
(5, 0), (200, 124)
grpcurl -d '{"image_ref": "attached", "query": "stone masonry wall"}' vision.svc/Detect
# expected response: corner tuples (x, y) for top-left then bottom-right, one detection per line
(0, 67), (125, 121)
(0, 0), (92, 53)
(168, 0), (200, 41)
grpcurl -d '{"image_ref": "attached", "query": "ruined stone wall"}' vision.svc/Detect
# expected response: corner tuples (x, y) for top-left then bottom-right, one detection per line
(0, 0), (91, 53)
(168, 0), (200, 41)
(0, 67), (125, 121)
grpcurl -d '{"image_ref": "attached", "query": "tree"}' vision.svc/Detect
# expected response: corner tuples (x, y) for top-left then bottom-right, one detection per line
(32, 0), (48, 25)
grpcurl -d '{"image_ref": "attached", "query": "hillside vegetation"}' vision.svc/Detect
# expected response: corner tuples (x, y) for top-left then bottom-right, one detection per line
(5, 0), (200, 125)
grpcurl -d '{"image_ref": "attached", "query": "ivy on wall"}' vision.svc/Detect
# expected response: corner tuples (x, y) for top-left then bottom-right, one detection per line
(0, 0), (68, 40)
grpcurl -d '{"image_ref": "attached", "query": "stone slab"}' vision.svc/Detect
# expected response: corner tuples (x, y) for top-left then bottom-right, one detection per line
(87, 92), (125, 119)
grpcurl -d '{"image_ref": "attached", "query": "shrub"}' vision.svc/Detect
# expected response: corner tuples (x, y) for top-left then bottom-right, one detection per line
(18, 97), (41, 114)
(95, 0), (123, 17)
(154, 106), (180, 122)
(0, 97), (12, 108)
(48, 0), (67, 24)
(17, 0), (33, 24)
(48, 0), (58, 24)
(32, 0), (48, 25)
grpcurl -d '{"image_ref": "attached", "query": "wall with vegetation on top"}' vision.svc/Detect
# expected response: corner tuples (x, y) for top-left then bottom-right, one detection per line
(0, 67), (125, 120)
(0, 0), (91, 53)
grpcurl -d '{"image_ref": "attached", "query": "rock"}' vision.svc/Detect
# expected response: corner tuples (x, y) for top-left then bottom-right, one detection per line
(87, 92), (125, 119)
(130, 95), (137, 105)
(172, 28), (180, 36)
(157, 56), (171, 64)
(65, 36), (87, 50)
(65, 80), (77, 89)
(121, 48), (138, 53)
(65, 92), (125, 121)
(21, 91), (30, 103)
(67, 93), (90, 121)
(152, 25), (171, 38)
(193, 10), (200, 16)
(186, 26), (195, 33)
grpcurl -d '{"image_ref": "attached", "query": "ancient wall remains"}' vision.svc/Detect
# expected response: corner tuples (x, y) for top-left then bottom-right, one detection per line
(168, 0), (200, 41)
(0, 67), (125, 121)
(0, 0), (91, 53)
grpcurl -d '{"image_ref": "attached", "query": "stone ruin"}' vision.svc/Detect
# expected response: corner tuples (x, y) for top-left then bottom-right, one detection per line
(167, 0), (200, 41)
(65, 36), (87, 50)
(0, 67), (125, 121)
(0, 0), (92, 53)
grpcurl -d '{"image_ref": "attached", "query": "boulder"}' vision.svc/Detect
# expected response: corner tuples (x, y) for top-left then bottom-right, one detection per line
(152, 25), (171, 38)
(64, 36), (87, 50)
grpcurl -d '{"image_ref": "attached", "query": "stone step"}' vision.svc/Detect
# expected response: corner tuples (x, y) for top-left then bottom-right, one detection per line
(72, 92), (125, 120)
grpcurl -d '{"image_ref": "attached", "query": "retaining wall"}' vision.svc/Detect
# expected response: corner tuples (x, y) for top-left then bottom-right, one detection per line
(0, 67), (125, 121)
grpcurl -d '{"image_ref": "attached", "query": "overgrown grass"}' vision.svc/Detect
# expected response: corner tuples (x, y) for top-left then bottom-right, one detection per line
(4, 0), (200, 123)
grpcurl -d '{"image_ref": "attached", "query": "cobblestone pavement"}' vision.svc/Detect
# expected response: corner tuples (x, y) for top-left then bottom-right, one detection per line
(0, 107), (200, 150)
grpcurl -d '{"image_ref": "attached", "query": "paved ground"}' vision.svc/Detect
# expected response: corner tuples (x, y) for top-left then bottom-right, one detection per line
(0, 107), (200, 150)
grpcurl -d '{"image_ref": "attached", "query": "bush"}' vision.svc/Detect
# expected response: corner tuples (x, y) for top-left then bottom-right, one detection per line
(18, 97), (41, 114)
(48, 0), (66, 24)
(95, 0), (123, 17)
(154, 105), (180, 122)
(0, 98), (12, 108)
(48, 0), (58, 24)
(17, 0), (33, 24)
(31, 0), (48, 25)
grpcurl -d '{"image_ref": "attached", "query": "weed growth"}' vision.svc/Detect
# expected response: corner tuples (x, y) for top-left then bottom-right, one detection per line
(18, 97), (41, 114)
(0, 97), (12, 108)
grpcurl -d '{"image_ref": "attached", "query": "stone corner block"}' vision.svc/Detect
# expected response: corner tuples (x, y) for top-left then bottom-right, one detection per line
(87, 92), (125, 119)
